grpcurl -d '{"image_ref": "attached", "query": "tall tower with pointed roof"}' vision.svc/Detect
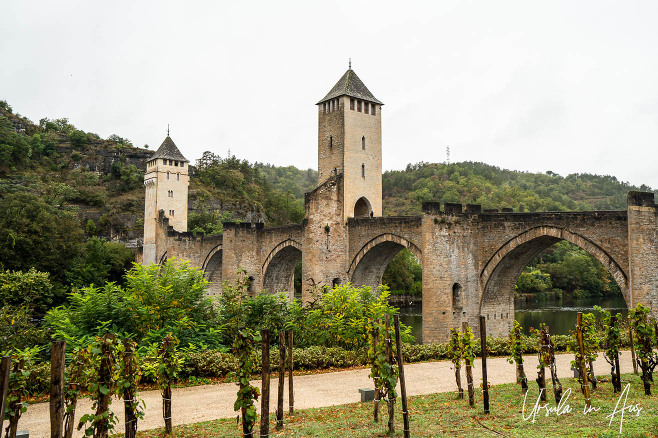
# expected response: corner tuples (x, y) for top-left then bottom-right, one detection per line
(142, 136), (189, 264)
(317, 67), (383, 222)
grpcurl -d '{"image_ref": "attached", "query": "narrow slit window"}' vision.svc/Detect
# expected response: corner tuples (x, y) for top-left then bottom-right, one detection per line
(167, 171), (170, 180)
(329, 135), (333, 148)
(357, 100), (362, 112)
(362, 136), (365, 150)
(177, 173), (180, 181)
(372, 104), (376, 115)
(350, 98), (355, 110)
(361, 163), (365, 178)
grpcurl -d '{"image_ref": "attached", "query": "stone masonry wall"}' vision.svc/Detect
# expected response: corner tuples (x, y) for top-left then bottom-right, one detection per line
(627, 192), (658, 313)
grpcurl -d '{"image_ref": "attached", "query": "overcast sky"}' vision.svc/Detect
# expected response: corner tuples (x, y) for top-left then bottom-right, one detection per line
(2, 1), (657, 188)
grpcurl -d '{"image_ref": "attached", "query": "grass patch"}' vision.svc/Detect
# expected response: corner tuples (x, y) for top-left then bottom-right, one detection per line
(130, 373), (657, 437)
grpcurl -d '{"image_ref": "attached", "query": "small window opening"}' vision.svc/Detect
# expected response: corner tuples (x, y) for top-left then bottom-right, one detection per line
(247, 276), (255, 293)
(332, 278), (341, 287)
(323, 102), (326, 114)
(175, 161), (179, 166)
(167, 171), (170, 180)
(364, 103), (369, 114)
(177, 173), (180, 181)
(452, 283), (463, 307)
(361, 163), (365, 178)
(362, 136), (365, 150)
(372, 104), (376, 115)
(357, 100), (362, 112)
(350, 98), (355, 110)
(329, 135), (333, 148)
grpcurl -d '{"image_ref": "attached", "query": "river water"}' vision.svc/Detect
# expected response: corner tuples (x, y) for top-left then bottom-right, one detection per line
(397, 294), (628, 344)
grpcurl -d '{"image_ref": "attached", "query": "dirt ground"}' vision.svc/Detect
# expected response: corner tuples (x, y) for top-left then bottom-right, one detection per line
(19, 351), (634, 437)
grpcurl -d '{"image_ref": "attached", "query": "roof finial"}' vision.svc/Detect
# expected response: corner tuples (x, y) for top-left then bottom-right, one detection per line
(349, 58), (351, 69)
(167, 124), (170, 137)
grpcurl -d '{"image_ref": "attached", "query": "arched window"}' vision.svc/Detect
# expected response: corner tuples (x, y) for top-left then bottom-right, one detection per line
(362, 136), (365, 150)
(452, 283), (463, 308)
(361, 163), (365, 178)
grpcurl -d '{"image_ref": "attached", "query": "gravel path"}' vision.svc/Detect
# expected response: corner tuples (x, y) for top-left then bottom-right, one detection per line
(19, 351), (635, 437)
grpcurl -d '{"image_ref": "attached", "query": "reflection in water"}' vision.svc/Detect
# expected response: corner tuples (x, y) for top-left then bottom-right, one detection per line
(514, 295), (628, 335)
(398, 303), (423, 344)
(396, 295), (628, 343)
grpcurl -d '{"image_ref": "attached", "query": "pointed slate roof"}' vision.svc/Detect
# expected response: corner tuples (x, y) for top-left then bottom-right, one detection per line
(149, 136), (188, 162)
(317, 69), (383, 105)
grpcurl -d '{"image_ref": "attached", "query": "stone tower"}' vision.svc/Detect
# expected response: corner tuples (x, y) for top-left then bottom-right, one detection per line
(142, 136), (189, 264)
(317, 67), (383, 222)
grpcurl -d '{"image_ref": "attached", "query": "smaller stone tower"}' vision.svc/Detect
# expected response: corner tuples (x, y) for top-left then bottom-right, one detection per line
(142, 136), (189, 264)
(317, 67), (383, 222)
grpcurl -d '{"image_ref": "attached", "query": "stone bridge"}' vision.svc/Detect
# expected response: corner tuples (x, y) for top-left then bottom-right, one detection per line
(144, 184), (658, 343)
(140, 68), (658, 343)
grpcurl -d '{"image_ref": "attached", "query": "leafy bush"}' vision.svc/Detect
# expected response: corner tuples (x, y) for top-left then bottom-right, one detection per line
(291, 284), (414, 349)
(0, 306), (49, 354)
(0, 268), (53, 316)
(45, 259), (220, 350)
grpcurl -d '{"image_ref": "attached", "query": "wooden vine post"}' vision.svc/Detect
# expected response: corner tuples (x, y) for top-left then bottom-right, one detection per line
(508, 320), (528, 394)
(385, 314), (395, 435)
(158, 334), (179, 435)
(576, 312), (592, 408)
(544, 326), (562, 404)
(50, 340), (66, 438)
(393, 315), (410, 438)
(372, 320), (380, 423)
(122, 340), (138, 438)
(6, 357), (25, 438)
(479, 316), (490, 414)
(613, 319), (622, 392)
(598, 307), (622, 393)
(0, 356), (11, 435)
(288, 331), (294, 414)
(260, 329), (270, 438)
(535, 326), (547, 402)
(276, 331), (286, 430)
(462, 322), (475, 407)
(448, 328), (463, 398)
(97, 334), (116, 438)
(628, 322), (638, 375)
(63, 350), (85, 438)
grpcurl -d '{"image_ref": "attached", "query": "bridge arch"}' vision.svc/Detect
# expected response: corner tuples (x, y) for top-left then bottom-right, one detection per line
(262, 239), (302, 298)
(479, 226), (629, 336)
(349, 233), (421, 289)
(202, 244), (223, 297)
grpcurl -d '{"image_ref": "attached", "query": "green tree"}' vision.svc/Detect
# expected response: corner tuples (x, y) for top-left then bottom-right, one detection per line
(69, 130), (88, 149)
(0, 192), (84, 293)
